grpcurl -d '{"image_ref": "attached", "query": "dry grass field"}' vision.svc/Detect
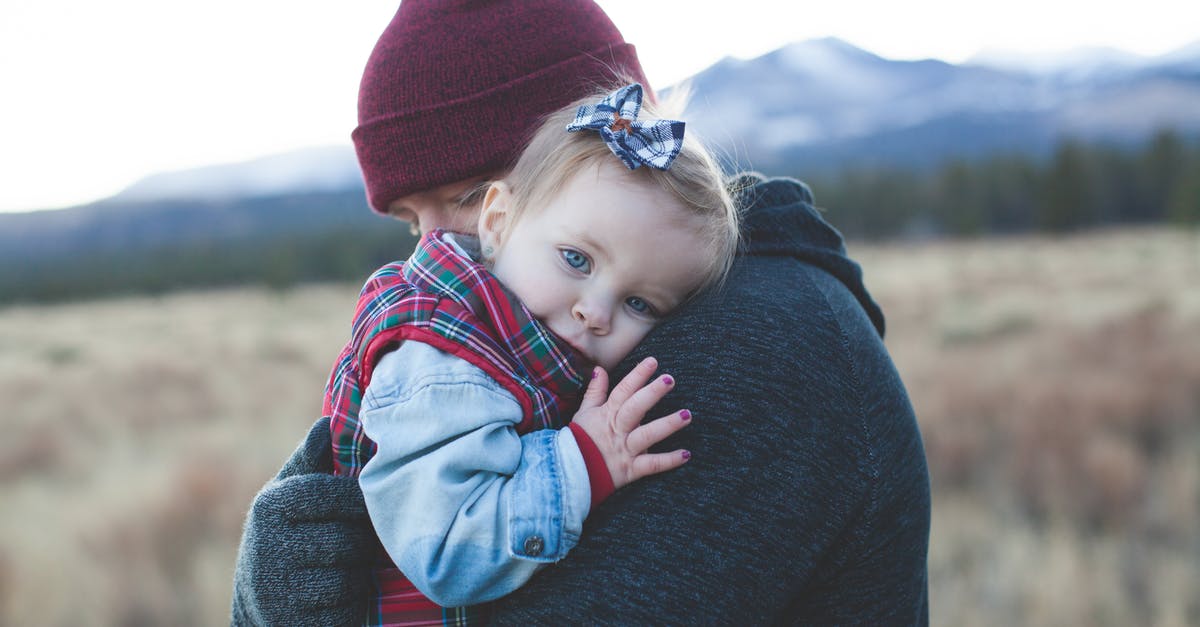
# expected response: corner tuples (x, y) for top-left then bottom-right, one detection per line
(1, 227), (1197, 626)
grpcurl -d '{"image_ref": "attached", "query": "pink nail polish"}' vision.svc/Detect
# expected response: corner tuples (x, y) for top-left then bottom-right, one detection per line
(680, 409), (691, 421)
(592, 367), (600, 379)
(681, 450), (692, 461)
(662, 375), (674, 386)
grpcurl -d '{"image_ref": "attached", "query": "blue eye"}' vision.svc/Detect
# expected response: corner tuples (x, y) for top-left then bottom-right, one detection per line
(560, 249), (590, 273)
(626, 296), (657, 317)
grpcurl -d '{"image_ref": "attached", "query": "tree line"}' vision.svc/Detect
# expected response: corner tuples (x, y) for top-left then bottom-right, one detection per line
(2, 130), (1196, 307)
(804, 129), (1200, 240)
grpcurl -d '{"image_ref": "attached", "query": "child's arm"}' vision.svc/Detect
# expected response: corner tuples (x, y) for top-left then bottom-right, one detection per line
(358, 341), (688, 607)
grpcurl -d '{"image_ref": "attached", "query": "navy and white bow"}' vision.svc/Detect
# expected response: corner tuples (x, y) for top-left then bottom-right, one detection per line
(566, 83), (685, 171)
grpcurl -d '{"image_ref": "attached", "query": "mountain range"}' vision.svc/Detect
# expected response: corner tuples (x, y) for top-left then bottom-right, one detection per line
(32, 37), (1200, 208)
(3, 37), (1198, 298)
(682, 37), (1200, 174)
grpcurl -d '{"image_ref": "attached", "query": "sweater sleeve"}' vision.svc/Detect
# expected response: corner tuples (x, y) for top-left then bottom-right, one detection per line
(358, 341), (593, 607)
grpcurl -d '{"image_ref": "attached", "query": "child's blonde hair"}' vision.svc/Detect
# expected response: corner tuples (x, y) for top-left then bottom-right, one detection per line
(498, 85), (740, 296)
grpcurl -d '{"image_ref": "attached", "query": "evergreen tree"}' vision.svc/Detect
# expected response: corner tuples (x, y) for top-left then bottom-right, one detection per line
(1167, 160), (1200, 227)
(1039, 139), (1097, 233)
(934, 160), (982, 236)
(1140, 129), (1186, 222)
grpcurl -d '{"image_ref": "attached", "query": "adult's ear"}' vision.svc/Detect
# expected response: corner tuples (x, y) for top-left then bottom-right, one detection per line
(478, 181), (513, 260)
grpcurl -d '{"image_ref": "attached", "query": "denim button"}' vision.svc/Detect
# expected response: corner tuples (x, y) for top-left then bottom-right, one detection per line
(523, 535), (544, 556)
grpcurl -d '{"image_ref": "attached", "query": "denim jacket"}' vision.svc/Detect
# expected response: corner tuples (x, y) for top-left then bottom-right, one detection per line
(358, 340), (592, 607)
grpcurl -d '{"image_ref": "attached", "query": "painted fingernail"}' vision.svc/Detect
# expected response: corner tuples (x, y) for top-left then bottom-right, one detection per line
(662, 375), (674, 386)
(680, 409), (691, 421)
(592, 367), (600, 379)
(681, 450), (692, 461)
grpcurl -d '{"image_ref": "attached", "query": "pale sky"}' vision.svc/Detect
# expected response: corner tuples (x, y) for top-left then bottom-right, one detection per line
(1, 0), (1196, 213)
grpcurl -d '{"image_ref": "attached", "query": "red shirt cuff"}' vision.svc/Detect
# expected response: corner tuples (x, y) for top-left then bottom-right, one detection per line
(568, 422), (615, 509)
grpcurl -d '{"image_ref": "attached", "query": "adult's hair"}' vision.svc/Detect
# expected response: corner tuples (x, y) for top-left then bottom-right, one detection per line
(352, 0), (649, 214)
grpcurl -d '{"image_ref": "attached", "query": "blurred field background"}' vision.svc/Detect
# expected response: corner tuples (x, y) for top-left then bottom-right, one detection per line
(0, 226), (1195, 625)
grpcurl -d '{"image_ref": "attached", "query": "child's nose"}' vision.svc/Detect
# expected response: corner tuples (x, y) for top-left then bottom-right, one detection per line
(572, 299), (611, 334)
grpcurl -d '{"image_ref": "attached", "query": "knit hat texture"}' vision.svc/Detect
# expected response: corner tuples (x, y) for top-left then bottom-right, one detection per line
(353, 0), (649, 214)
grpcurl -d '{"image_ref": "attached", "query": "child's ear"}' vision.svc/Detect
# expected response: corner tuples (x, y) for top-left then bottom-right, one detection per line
(478, 181), (512, 258)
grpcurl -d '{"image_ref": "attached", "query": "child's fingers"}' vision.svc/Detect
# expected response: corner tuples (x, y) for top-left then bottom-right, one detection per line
(629, 449), (692, 482)
(578, 366), (609, 411)
(626, 409), (692, 454)
(614, 372), (675, 432)
(606, 357), (659, 406)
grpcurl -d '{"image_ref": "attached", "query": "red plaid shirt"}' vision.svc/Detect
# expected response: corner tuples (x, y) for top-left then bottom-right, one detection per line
(324, 230), (586, 626)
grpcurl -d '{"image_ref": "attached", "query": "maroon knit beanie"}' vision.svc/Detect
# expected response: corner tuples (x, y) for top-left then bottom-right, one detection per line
(352, 0), (650, 214)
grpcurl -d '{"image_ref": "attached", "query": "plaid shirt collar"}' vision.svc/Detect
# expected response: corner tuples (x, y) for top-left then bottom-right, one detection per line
(402, 228), (588, 402)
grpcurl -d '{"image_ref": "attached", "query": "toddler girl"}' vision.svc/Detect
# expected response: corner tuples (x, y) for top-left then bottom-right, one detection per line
(324, 83), (738, 625)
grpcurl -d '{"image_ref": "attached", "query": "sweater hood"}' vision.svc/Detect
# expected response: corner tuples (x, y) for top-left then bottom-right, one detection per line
(731, 173), (886, 337)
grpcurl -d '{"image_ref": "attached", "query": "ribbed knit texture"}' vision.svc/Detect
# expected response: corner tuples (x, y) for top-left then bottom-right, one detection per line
(231, 417), (374, 627)
(352, 0), (649, 213)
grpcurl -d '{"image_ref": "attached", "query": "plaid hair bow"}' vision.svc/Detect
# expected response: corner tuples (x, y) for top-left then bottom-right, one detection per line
(566, 83), (685, 170)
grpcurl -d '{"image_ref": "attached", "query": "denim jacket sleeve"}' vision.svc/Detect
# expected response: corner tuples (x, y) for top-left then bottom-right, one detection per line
(358, 341), (592, 607)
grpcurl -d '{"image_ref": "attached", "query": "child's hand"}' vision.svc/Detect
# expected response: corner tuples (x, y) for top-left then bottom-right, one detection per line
(570, 357), (692, 491)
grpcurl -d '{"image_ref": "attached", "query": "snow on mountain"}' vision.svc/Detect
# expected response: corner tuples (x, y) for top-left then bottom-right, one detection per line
(682, 37), (1200, 173)
(98, 37), (1200, 204)
(1156, 39), (1200, 71)
(683, 37), (1042, 157)
(967, 46), (1148, 78)
(114, 145), (362, 202)
(774, 37), (899, 99)
(1057, 78), (1200, 137)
